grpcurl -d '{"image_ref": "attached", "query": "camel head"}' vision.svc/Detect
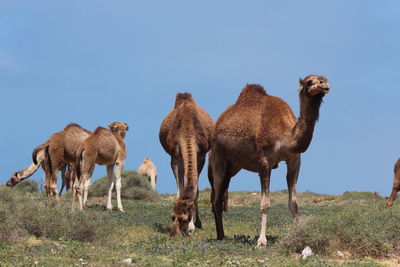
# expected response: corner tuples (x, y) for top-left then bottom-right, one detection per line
(174, 93), (194, 108)
(108, 122), (129, 138)
(170, 199), (194, 237)
(299, 75), (330, 97)
(6, 172), (19, 187)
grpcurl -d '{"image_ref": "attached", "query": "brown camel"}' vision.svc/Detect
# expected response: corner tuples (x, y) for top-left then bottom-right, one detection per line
(209, 75), (330, 247)
(137, 157), (158, 190)
(6, 147), (71, 195)
(385, 159), (400, 207)
(159, 93), (214, 237)
(76, 122), (129, 211)
(32, 124), (92, 200)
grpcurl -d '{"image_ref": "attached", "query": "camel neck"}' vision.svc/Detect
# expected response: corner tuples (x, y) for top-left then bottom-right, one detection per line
(289, 93), (323, 153)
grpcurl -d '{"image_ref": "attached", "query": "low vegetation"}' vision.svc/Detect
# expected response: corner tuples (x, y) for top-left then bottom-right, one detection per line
(89, 170), (160, 201)
(0, 183), (399, 266)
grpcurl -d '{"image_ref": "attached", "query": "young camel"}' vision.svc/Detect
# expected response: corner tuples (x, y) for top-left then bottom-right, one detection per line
(137, 158), (158, 190)
(76, 122), (129, 211)
(209, 75), (330, 247)
(385, 159), (400, 207)
(159, 93), (214, 237)
(32, 124), (92, 200)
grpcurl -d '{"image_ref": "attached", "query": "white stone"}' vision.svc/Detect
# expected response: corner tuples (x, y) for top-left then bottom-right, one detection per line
(301, 246), (313, 259)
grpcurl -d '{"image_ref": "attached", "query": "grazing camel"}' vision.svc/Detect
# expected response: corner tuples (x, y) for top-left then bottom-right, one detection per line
(76, 122), (129, 211)
(385, 159), (400, 207)
(209, 75), (330, 247)
(137, 158), (158, 190)
(159, 93), (214, 237)
(32, 124), (92, 200)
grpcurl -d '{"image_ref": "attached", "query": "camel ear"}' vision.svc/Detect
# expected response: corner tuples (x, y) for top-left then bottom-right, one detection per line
(125, 123), (129, 131)
(108, 123), (112, 128)
(298, 78), (304, 92)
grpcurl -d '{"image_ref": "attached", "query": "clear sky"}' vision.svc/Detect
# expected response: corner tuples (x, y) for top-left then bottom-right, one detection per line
(1, 1), (399, 196)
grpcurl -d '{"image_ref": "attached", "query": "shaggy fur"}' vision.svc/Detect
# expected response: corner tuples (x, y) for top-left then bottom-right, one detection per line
(159, 93), (214, 237)
(75, 122), (129, 211)
(209, 75), (330, 247)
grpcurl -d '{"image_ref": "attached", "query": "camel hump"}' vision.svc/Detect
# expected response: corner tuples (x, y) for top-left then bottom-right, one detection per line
(175, 92), (195, 108)
(236, 84), (268, 106)
(93, 126), (109, 135)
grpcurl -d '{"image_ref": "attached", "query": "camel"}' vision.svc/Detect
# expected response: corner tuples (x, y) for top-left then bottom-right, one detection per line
(159, 93), (214, 237)
(208, 75), (330, 247)
(31, 124), (92, 200)
(137, 158), (158, 190)
(76, 122), (129, 212)
(385, 159), (400, 207)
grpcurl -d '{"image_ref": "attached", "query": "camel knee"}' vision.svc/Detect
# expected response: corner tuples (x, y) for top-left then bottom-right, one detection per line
(260, 199), (270, 214)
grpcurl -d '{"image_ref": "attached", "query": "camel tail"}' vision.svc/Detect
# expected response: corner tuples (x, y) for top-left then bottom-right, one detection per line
(32, 143), (48, 165)
(179, 131), (198, 194)
(44, 145), (53, 177)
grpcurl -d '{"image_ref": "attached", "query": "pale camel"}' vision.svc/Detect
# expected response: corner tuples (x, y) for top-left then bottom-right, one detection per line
(137, 157), (158, 190)
(159, 93), (214, 237)
(32, 124), (92, 200)
(76, 122), (129, 211)
(385, 159), (400, 207)
(209, 75), (330, 247)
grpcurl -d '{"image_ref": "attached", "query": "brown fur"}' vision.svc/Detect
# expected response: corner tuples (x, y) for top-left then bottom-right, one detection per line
(34, 123), (92, 200)
(209, 75), (330, 246)
(75, 122), (129, 211)
(137, 158), (158, 190)
(159, 93), (214, 237)
(385, 159), (400, 207)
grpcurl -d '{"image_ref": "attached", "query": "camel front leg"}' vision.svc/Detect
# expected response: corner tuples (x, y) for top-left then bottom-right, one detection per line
(114, 162), (124, 212)
(171, 157), (184, 198)
(106, 165), (115, 210)
(257, 158), (272, 248)
(83, 167), (94, 207)
(286, 156), (300, 217)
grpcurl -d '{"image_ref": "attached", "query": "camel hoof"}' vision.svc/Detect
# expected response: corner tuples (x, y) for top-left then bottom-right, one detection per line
(118, 208), (125, 213)
(256, 237), (267, 248)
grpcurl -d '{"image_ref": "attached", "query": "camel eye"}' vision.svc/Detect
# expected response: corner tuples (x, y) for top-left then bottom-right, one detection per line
(319, 80), (324, 84)
(307, 80), (313, 86)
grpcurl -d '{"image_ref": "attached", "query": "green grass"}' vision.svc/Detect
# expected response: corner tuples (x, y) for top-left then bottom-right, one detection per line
(0, 184), (399, 266)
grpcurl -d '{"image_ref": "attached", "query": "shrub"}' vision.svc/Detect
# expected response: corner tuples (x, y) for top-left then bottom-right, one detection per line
(14, 180), (39, 193)
(279, 203), (400, 257)
(0, 186), (115, 244)
(89, 170), (159, 201)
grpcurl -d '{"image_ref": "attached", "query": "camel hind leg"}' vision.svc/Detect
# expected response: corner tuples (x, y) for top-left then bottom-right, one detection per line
(257, 156), (272, 248)
(106, 165), (115, 210)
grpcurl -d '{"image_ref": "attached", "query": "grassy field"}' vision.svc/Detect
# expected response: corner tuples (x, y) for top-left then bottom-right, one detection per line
(1, 179), (400, 266)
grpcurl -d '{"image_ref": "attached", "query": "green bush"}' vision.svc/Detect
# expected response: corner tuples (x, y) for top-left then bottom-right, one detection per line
(0, 186), (115, 244)
(14, 180), (39, 193)
(89, 170), (159, 201)
(279, 203), (400, 257)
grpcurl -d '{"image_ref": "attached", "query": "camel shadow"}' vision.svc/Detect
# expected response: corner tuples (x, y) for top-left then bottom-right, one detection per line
(153, 222), (171, 234)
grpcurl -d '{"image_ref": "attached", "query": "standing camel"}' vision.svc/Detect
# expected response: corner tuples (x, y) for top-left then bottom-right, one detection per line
(137, 158), (158, 190)
(159, 93), (214, 237)
(209, 75), (330, 247)
(33, 124), (92, 200)
(76, 122), (129, 211)
(385, 159), (400, 207)
(7, 125), (91, 198)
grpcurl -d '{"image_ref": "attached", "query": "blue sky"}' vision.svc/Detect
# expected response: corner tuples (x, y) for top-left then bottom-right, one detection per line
(1, 1), (399, 196)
